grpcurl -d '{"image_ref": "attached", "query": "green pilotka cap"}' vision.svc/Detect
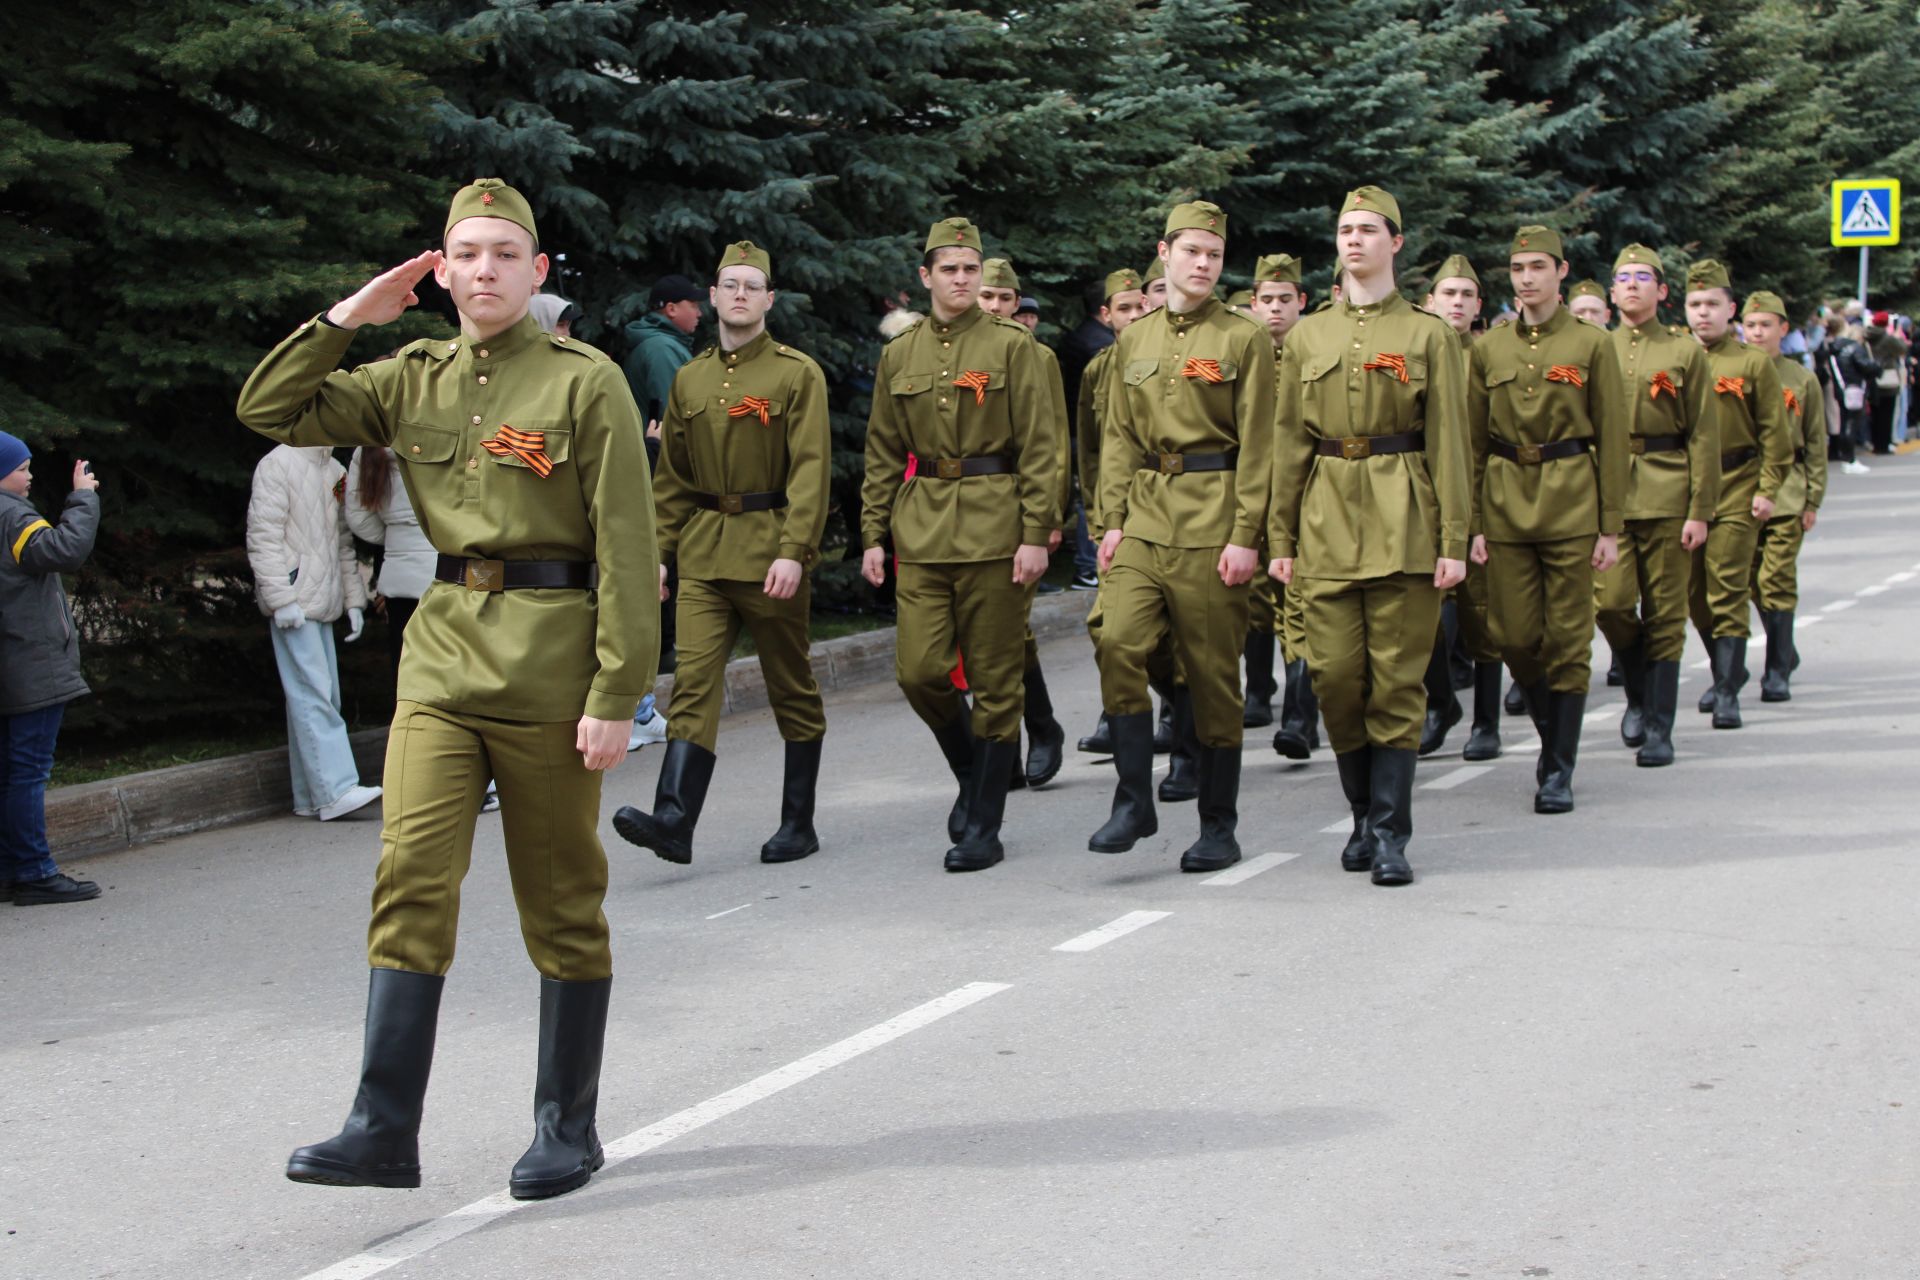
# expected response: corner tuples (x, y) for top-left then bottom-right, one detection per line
(1569, 279), (1606, 301)
(1253, 253), (1302, 284)
(1104, 268), (1144, 300)
(1434, 253), (1479, 288)
(1227, 289), (1253, 307)
(1613, 243), (1664, 277)
(1340, 185), (1401, 227)
(1511, 225), (1564, 259)
(981, 258), (1021, 290)
(924, 217), (984, 255)
(1143, 258), (1165, 284)
(1165, 200), (1228, 241)
(718, 240), (773, 286)
(1688, 258), (1733, 291)
(1742, 290), (1789, 320)
(445, 178), (538, 247)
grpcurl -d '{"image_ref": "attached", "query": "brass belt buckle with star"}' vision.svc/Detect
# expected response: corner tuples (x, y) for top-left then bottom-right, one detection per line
(1341, 437), (1371, 460)
(465, 558), (506, 591)
(1157, 453), (1185, 475)
(1516, 443), (1542, 465)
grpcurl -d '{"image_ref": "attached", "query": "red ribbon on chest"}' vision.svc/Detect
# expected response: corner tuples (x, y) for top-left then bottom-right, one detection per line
(728, 395), (772, 425)
(1181, 357), (1224, 383)
(1782, 387), (1801, 415)
(1649, 371), (1677, 400)
(1362, 353), (1409, 383)
(480, 425), (554, 477)
(953, 370), (991, 406)
(1714, 376), (1746, 397)
(1546, 364), (1584, 387)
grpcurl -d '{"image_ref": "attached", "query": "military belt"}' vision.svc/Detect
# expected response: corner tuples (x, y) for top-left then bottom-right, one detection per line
(1489, 437), (1590, 465)
(924, 456), (1014, 479)
(1315, 430), (1424, 460)
(434, 555), (599, 592)
(694, 490), (788, 514)
(1141, 450), (1238, 475)
(1629, 434), (1687, 455)
(1721, 445), (1759, 470)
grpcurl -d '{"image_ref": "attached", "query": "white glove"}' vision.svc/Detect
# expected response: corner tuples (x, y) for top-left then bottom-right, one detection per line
(273, 603), (306, 630)
(343, 607), (365, 643)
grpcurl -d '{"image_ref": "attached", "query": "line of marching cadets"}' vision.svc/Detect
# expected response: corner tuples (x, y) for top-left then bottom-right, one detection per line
(233, 179), (1820, 1202)
(614, 189), (1820, 888)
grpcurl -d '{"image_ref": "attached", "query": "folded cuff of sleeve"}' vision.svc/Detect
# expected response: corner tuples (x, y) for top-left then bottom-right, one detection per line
(585, 687), (641, 722)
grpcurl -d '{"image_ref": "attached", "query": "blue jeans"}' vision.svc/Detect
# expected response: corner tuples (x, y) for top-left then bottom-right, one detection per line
(634, 693), (657, 723)
(270, 621), (362, 812)
(1072, 498), (1099, 577)
(1, 703), (66, 882)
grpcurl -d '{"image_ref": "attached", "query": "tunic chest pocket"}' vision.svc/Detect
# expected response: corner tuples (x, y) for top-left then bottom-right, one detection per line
(1300, 356), (1340, 386)
(1484, 367), (1520, 393)
(485, 420), (572, 471)
(891, 373), (934, 397)
(396, 422), (459, 465)
(1123, 359), (1159, 387)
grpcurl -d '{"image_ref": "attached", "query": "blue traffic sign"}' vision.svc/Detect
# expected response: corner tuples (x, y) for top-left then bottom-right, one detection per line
(1832, 180), (1900, 246)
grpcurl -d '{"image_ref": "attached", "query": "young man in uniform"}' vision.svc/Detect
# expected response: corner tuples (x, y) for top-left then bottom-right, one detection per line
(978, 258), (1070, 788)
(1141, 258), (1168, 312)
(1271, 186), (1469, 886)
(861, 218), (1057, 872)
(237, 179), (657, 1199)
(1738, 291), (1826, 702)
(1091, 200), (1273, 872)
(1592, 244), (1716, 766)
(1418, 254), (1502, 761)
(1242, 253), (1308, 733)
(1568, 280), (1612, 329)
(1467, 226), (1627, 814)
(612, 242), (831, 866)
(1684, 260), (1792, 730)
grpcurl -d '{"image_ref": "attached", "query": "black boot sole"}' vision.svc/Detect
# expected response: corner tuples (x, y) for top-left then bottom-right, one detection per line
(1089, 820), (1157, 854)
(1272, 731), (1314, 760)
(286, 1154), (421, 1190)
(1242, 703), (1273, 728)
(759, 838), (819, 864)
(1370, 861), (1412, 886)
(1759, 686), (1791, 703)
(1024, 724), (1066, 787)
(611, 808), (691, 865)
(1180, 845), (1241, 873)
(510, 1147), (605, 1201)
(944, 845), (1004, 872)
(1635, 749), (1674, 768)
(1461, 735), (1501, 761)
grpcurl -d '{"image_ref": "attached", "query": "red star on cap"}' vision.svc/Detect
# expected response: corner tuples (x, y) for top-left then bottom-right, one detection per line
(480, 191), (495, 206)
(1207, 216), (1217, 226)
(738, 247), (750, 259)
(955, 230), (965, 241)
(1519, 236), (1529, 247)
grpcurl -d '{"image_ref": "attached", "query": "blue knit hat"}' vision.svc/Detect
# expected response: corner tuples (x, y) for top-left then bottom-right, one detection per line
(0, 430), (29, 477)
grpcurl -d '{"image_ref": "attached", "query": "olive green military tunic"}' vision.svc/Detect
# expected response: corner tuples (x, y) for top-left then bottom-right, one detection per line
(1688, 335), (1792, 641)
(1592, 319), (1719, 662)
(1444, 326), (1497, 666)
(1020, 335), (1075, 671)
(1751, 356), (1827, 611)
(862, 307), (1058, 741)
(654, 330), (831, 751)
(1269, 292), (1470, 753)
(237, 310), (659, 981)
(1098, 297), (1274, 748)
(1467, 307), (1628, 691)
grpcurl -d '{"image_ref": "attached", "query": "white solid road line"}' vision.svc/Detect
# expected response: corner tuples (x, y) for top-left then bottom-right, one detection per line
(1053, 910), (1172, 953)
(298, 982), (1013, 1280)
(1856, 584), (1889, 596)
(1319, 817), (1351, 834)
(705, 904), (752, 920)
(1799, 615), (1825, 627)
(1823, 599), (1859, 613)
(1200, 851), (1299, 886)
(1420, 764), (1496, 791)
(1887, 571), (1915, 583)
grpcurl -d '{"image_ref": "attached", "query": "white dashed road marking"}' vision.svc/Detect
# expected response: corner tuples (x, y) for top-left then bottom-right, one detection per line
(1053, 911), (1172, 953)
(1200, 851), (1299, 886)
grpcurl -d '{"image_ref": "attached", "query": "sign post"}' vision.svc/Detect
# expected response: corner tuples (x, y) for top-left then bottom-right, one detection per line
(1832, 179), (1901, 311)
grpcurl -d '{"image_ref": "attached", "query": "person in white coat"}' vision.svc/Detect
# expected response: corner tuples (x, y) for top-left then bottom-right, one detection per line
(247, 443), (381, 820)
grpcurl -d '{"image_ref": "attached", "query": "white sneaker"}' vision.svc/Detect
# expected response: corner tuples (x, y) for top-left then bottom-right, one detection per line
(480, 781), (500, 814)
(1843, 460), (1871, 475)
(627, 709), (669, 751)
(293, 806), (317, 818)
(318, 784), (383, 821)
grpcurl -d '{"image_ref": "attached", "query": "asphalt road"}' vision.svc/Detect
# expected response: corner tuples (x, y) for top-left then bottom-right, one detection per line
(4, 456), (1916, 1280)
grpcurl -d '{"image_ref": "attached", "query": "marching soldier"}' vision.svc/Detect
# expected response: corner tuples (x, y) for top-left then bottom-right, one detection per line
(1592, 244), (1717, 766)
(978, 258), (1070, 788)
(1568, 279), (1612, 329)
(1683, 260), (1792, 729)
(1418, 254), (1502, 761)
(1738, 291), (1827, 702)
(237, 179), (657, 1199)
(1271, 186), (1469, 886)
(1092, 200), (1274, 872)
(1467, 226), (1627, 814)
(1241, 253), (1310, 741)
(612, 242), (831, 866)
(861, 217), (1058, 871)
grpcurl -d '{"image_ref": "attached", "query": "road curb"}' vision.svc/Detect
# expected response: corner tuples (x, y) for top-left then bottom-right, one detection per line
(48, 588), (1094, 858)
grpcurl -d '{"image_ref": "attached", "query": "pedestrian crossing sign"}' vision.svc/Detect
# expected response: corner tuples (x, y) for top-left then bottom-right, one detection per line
(1832, 179), (1899, 246)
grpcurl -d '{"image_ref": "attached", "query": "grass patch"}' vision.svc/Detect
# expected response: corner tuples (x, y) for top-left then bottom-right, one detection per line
(50, 724), (387, 789)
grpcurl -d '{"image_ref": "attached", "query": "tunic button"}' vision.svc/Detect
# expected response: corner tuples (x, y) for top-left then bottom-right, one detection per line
(941, 370), (948, 377)
(471, 415), (482, 425)
(410, 445), (421, 455)
(940, 397), (949, 405)
(477, 348), (489, 359)
(467, 458), (478, 468)
(723, 382), (731, 388)
(942, 342), (951, 349)
(1352, 342), (1361, 349)
(448, 342), (458, 351)
(477, 375), (488, 386)
(1528, 363), (1536, 369)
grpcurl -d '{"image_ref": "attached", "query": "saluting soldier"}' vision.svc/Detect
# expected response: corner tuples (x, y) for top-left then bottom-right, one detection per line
(977, 257), (1071, 788)
(1091, 200), (1273, 872)
(237, 179), (657, 1200)
(1592, 244), (1717, 766)
(1270, 186), (1469, 886)
(861, 217), (1058, 872)
(1738, 290), (1827, 702)
(1683, 259), (1792, 729)
(1467, 225), (1627, 814)
(1568, 279), (1613, 329)
(611, 241), (830, 866)
(1418, 253), (1502, 761)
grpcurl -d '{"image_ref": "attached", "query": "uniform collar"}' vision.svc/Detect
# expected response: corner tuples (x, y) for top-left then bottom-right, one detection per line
(930, 307), (985, 339)
(1164, 297), (1220, 329)
(1622, 316), (1665, 339)
(719, 329), (773, 365)
(1706, 332), (1741, 356)
(1338, 291), (1406, 321)
(457, 312), (543, 363)
(1517, 304), (1568, 342)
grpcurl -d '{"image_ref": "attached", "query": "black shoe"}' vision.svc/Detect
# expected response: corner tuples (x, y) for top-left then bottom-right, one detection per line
(10, 871), (100, 906)
(1418, 694), (1462, 757)
(1158, 689), (1198, 803)
(1334, 748), (1372, 872)
(287, 968), (443, 1189)
(1367, 747), (1416, 886)
(1077, 712), (1114, 754)
(1758, 609), (1795, 702)
(1461, 662), (1503, 761)
(1697, 639), (1720, 714)
(1418, 625), (1457, 758)
(760, 738), (822, 863)
(1273, 660), (1319, 759)
(947, 739), (1017, 871)
(1180, 746), (1242, 872)
(1534, 690), (1586, 814)
(1617, 640), (1648, 748)
(1089, 712), (1157, 852)
(1023, 664), (1066, 787)
(1242, 630), (1277, 728)
(1711, 637), (1747, 729)
(1637, 659), (1680, 767)
(1504, 679), (1526, 716)
(1070, 571), (1100, 591)
(611, 739), (715, 865)
(509, 977), (610, 1200)
(1152, 694), (1175, 753)
(930, 712), (975, 843)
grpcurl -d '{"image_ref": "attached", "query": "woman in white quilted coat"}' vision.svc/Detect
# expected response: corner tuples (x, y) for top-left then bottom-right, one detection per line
(246, 443), (381, 821)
